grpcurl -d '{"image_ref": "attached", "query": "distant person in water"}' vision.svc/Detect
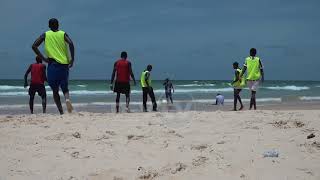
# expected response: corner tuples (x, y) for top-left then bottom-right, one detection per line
(32, 18), (75, 114)
(215, 93), (224, 105)
(110, 51), (136, 113)
(141, 65), (157, 112)
(231, 62), (245, 111)
(241, 48), (265, 110)
(24, 56), (47, 114)
(163, 78), (174, 104)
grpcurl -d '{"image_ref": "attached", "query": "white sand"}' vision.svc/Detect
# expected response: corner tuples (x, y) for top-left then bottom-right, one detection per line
(0, 110), (320, 180)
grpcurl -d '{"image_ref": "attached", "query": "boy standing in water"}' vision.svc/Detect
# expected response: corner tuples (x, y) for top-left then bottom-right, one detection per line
(232, 62), (244, 111)
(241, 48), (264, 110)
(24, 56), (47, 114)
(163, 78), (174, 104)
(110, 51), (136, 113)
(141, 65), (157, 112)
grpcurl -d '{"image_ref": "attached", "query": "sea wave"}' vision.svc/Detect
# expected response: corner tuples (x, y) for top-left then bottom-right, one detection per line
(76, 85), (87, 88)
(0, 85), (25, 90)
(176, 83), (215, 87)
(263, 86), (310, 91)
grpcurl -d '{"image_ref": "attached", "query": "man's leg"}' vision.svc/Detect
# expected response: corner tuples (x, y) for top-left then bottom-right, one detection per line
(233, 89), (237, 111)
(61, 70), (73, 113)
(252, 91), (257, 110)
(41, 95), (47, 113)
(169, 93), (173, 104)
(149, 87), (157, 111)
(237, 89), (244, 110)
(116, 93), (120, 113)
(29, 94), (35, 114)
(52, 88), (63, 114)
(28, 86), (35, 114)
(142, 88), (148, 112)
(125, 93), (130, 112)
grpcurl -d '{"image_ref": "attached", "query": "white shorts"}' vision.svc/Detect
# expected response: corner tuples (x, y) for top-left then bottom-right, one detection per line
(247, 80), (260, 91)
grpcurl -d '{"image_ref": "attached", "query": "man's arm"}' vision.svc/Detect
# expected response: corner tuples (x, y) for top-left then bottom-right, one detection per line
(110, 62), (117, 84)
(128, 62), (136, 85)
(24, 65), (32, 88)
(240, 66), (247, 77)
(64, 33), (75, 68)
(145, 72), (150, 87)
(232, 71), (240, 84)
(43, 65), (47, 82)
(32, 34), (48, 62)
(259, 59), (264, 82)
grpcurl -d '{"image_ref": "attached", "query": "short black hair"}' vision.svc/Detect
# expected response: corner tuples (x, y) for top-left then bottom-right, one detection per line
(49, 18), (59, 30)
(36, 56), (42, 63)
(233, 62), (239, 67)
(250, 48), (257, 56)
(147, 64), (152, 70)
(120, 51), (127, 59)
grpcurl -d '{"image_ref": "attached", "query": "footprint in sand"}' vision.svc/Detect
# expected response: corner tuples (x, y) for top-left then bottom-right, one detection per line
(137, 167), (159, 179)
(45, 133), (68, 141)
(127, 135), (145, 140)
(192, 156), (209, 167)
(162, 162), (187, 175)
(106, 130), (116, 136)
(191, 144), (208, 151)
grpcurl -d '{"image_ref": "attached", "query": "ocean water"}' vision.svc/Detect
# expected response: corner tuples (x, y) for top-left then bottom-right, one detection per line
(0, 80), (319, 107)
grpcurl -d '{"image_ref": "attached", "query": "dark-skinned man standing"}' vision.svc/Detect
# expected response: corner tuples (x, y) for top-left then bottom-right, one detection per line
(32, 18), (75, 114)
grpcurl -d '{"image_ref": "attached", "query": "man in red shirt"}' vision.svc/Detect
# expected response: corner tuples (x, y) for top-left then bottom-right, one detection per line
(110, 51), (136, 113)
(24, 56), (47, 114)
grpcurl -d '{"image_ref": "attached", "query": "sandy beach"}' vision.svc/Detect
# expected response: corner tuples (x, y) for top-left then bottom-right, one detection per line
(0, 109), (319, 180)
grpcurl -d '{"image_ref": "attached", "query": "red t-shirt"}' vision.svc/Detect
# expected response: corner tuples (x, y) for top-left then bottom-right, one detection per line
(115, 59), (130, 83)
(31, 63), (45, 85)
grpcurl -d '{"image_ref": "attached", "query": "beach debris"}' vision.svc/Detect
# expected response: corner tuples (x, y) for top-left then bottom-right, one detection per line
(71, 151), (79, 158)
(272, 120), (290, 129)
(294, 121), (305, 128)
(263, 150), (279, 157)
(67, 176), (78, 180)
(170, 162), (187, 174)
(5, 115), (13, 119)
(192, 156), (209, 166)
(72, 132), (81, 138)
(191, 144), (208, 151)
(312, 141), (320, 149)
(217, 140), (226, 144)
(137, 167), (159, 179)
(127, 135), (144, 140)
(307, 133), (315, 139)
(106, 130), (116, 136)
(240, 174), (246, 178)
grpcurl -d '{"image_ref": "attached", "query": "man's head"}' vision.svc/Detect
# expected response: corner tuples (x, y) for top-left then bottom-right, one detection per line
(147, 64), (152, 71)
(165, 78), (169, 82)
(233, 62), (239, 69)
(49, 18), (59, 31)
(250, 48), (257, 57)
(36, 56), (42, 63)
(121, 51), (127, 59)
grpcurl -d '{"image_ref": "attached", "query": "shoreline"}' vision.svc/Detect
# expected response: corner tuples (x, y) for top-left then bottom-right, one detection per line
(0, 100), (319, 115)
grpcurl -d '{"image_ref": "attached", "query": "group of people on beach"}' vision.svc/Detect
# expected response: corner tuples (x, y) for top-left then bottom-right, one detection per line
(24, 18), (264, 114)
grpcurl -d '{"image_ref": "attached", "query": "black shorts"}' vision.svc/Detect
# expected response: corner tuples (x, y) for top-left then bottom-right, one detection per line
(114, 82), (130, 94)
(29, 84), (46, 97)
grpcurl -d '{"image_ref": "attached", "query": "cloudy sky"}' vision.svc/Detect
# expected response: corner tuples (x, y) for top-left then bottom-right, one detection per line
(0, 0), (319, 80)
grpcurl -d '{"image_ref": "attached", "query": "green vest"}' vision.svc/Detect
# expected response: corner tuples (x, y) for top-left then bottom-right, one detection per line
(245, 56), (261, 80)
(45, 30), (69, 64)
(140, 70), (151, 87)
(233, 68), (246, 88)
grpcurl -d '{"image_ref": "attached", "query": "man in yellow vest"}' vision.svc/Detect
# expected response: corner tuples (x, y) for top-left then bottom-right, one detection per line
(141, 65), (157, 112)
(32, 18), (75, 114)
(241, 48), (264, 110)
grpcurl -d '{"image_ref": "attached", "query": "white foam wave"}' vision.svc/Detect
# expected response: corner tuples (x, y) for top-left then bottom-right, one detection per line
(300, 96), (320, 100)
(0, 85), (25, 90)
(263, 86), (310, 91)
(76, 85), (87, 88)
(176, 83), (215, 87)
